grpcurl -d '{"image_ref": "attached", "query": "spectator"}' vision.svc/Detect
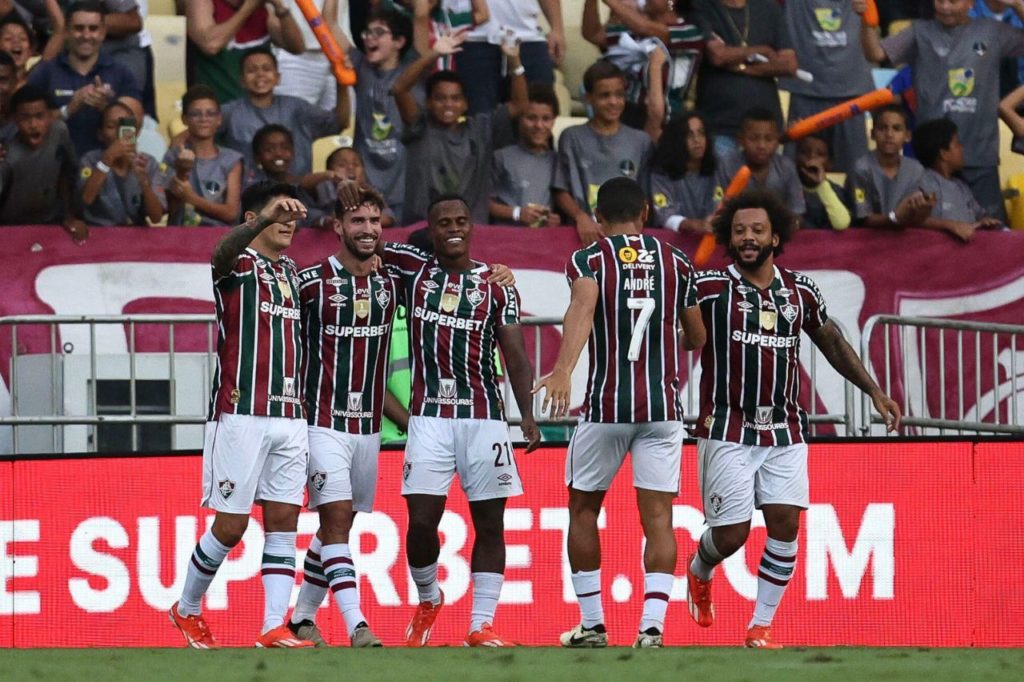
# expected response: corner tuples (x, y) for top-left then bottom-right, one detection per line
(220, 48), (349, 176)
(243, 122), (328, 227)
(275, 0), (350, 109)
(0, 15), (34, 90)
(781, 0), (873, 175)
(715, 107), (804, 216)
(0, 84), (78, 236)
(185, 0), (305, 104)
(391, 29), (529, 224)
(691, 0), (797, 159)
(158, 84), (242, 226)
(971, 0), (1024, 96)
(913, 117), (1004, 241)
(858, 0), (1024, 222)
(314, 146), (397, 226)
(0, 0), (64, 61)
(27, 1), (142, 157)
(117, 92), (166, 160)
(553, 60), (654, 245)
(78, 99), (163, 226)
(453, 0), (565, 115)
(0, 50), (16, 131)
(95, 1), (153, 117)
(489, 83), (559, 227)
(795, 135), (850, 230)
(846, 104), (927, 229)
(649, 112), (716, 234)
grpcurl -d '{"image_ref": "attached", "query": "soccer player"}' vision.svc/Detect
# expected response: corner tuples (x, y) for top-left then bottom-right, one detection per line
(169, 181), (315, 649)
(383, 194), (542, 647)
(533, 176), (706, 649)
(685, 189), (901, 649)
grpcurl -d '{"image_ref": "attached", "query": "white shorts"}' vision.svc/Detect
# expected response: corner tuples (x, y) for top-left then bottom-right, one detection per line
(307, 426), (380, 513)
(401, 416), (523, 502)
(201, 414), (309, 514)
(566, 421), (684, 494)
(696, 438), (809, 527)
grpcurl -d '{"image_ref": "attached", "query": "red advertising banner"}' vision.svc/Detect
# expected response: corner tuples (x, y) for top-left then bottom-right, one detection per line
(2, 441), (1022, 648)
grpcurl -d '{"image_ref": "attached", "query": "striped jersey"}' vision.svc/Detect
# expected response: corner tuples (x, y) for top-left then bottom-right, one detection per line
(384, 242), (521, 420)
(209, 248), (303, 420)
(566, 234), (698, 423)
(298, 255), (399, 434)
(691, 264), (829, 446)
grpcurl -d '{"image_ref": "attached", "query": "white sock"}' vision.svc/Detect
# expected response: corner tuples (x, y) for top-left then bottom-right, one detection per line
(290, 535), (327, 624)
(178, 530), (232, 616)
(749, 537), (798, 628)
(469, 572), (504, 632)
(570, 569), (604, 628)
(261, 531), (297, 634)
(410, 562), (441, 605)
(322, 543), (366, 635)
(690, 529), (724, 581)
(639, 572), (673, 633)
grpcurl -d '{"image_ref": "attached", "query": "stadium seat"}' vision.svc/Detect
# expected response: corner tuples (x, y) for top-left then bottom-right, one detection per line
(560, 27), (601, 113)
(148, 0), (178, 17)
(156, 80), (186, 140)
(552, 70), (575, 118)
(888, 20), (912, 36)
(553, 116), (589, 146)
(312, 132), (355, 174)
(147, 15), (186, 84)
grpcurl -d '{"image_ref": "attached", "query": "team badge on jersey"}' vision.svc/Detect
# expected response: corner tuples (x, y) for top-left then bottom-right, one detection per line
(375, 288), (391, 308)
(948, 68), (975, 97)
(218, 479), (236, 499)
(814, 7), (841, 32)
(760, 310), (777, 331)
(354, 299), (370, 319)
(440, 292), (460, 313)
(403, 461), (412, 481)
(347, 391), (363, 412)
(709, 492), (723, 513)
(439, 378), (457, 398)
(311, 470), (327, 492)
(781, 303), (799, 324)
(466, 288), (485, 307)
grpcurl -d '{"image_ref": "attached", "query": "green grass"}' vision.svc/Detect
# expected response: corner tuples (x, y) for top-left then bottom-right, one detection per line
(3, 648), (1023, 682)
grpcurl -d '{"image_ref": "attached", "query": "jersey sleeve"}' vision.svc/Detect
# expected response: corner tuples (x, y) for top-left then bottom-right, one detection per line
(297, 265), (320, 305)
(383, 242), (430, 282)
(672, 248), (699, 309)
(212, 251), (256, 289)
(494, 285), (522, 327)
(565, 247), (597, 286)
(795, 273), (829, 332)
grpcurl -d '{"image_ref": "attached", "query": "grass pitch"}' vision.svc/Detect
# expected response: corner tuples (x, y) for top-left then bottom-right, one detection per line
(3, 647), (1022, 682)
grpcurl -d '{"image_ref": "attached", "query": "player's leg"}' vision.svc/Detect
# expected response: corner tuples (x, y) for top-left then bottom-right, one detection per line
(464, 497), (513, 646)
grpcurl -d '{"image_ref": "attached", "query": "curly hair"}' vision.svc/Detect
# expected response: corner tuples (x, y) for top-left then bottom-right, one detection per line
(711, 189), (796, 257)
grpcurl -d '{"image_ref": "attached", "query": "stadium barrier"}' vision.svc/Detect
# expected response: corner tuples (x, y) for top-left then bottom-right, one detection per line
(1, 440), (1022, 648)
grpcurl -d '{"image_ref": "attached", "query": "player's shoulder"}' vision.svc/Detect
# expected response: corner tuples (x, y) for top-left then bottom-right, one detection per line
(298, 258), (329, 282)
(784, 268), (823, 295)
(694, 267), (731, 297)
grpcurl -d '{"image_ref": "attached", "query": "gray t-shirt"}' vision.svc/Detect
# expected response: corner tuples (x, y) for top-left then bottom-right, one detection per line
(883, 18), (1024, 167)
(553, 123), (654, 215)
(220, 94), (340, 176)
(845, 152), (925, 220)
(919, 168), (985, 222)
(350, 48), (421, 219)
(0, 121), (76, 224)
(99, 0), (146, 99)
(78, 149), (163, 226)
(780, 0), (873, 98)
(650, 171), (717, 227)
(490, 144), (556, 218)
(715, 151), (806, 215)
(158, 145), (243, 226)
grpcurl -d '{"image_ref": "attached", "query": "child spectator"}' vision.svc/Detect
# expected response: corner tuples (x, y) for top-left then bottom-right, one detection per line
(159, 85), (242, 226)
(913, 117), (1003, 242)
(0, 16), (33, 91)
(553, 59), (654, 244)
(0, 85), (79, 236)
(715, 107), (804, 215)
(649, 112), (716, 234)
(796, 135), (850, 230)
(489, 84), (559, 227)
(314, 146), (396, 227)
(220, 48), (349, 176)
(391, 28), (529, 224)
(244, 123), (330, 228)
(78, 100), (163, 226)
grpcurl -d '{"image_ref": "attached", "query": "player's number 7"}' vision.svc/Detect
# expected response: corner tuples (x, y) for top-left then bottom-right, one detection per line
(626, 297), (655, 362)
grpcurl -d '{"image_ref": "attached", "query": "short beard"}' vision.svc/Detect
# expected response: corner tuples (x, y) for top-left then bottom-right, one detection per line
(728, 243), (773, 270)
(343, 235), (375, 261)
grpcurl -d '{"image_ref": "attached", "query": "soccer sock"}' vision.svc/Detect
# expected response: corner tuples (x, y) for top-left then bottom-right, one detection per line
(570, 569), (604, 628)
(690, 529), (725, 581)
(178, 530), (232, 616)
(290, 535), (327, 624)
(410, 562), (442, 606)
(638, 572), (674, 633)
(261, 531), (297, 634)
(749, 537), (798, 629)
(322, 543), (366, 636)
(469, 572), (504, 632)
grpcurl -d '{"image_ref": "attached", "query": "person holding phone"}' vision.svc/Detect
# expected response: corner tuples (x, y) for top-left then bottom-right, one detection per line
(78, 100), (164, 226)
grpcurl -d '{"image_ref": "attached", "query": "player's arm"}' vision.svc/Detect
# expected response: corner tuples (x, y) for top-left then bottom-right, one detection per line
(211, 195), (307, 277)
(679, 305), (705, 351)
(497, 324), (541, 452)
(532, 277), (598, 418)
(808, 319), (900, 432)
(383, 390), (410, 435)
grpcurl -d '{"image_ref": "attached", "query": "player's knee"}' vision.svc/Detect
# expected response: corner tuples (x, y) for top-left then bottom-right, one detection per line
(407, 512), (440, 539)
(318, 504), (354, 540)
(211, 514), (248, 546)
(713, 525), (750, 556)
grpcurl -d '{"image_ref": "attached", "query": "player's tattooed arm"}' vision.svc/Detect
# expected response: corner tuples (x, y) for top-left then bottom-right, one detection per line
(810, 320), (901, 432)
(212, 196), (307, 277)
(498, 324), (542, 452)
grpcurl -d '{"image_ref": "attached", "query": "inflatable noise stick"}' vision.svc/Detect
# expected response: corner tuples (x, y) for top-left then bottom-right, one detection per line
(295, 0), (357, 86)
(861, 0), (880, 29)
(693, 166), (751, 267)
(782, 88), (894, 142)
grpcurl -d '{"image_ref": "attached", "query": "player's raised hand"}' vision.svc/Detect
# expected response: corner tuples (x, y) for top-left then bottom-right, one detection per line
(259, 196), (307, 226)
(871, 391), (901, 433)
(487, 263), (516, 286)
(520, 417), (541, 453)
(336, 179), (362, 212)
(532, 369), (571, 418)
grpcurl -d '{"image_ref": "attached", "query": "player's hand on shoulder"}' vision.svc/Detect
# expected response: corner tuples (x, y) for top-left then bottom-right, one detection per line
(532, 369), (571, 418)
(487, 263), (516, 286)
(260, 195), (307, 225)
(520, 417), (541, 453)
(336, 179), (362, 212)
(576, 215), (605, 246)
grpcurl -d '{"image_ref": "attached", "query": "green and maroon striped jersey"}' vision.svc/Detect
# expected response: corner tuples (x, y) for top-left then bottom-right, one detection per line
(298, 256), (399, 434)
(384, 242), (520, 420)
(209, 248), (303, 420)
(566, 234), (698, 423)
(691, 264), (829, 446)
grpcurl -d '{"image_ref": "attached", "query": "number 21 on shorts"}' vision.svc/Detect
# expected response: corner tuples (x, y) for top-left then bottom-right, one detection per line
(626, 297), (655, 362)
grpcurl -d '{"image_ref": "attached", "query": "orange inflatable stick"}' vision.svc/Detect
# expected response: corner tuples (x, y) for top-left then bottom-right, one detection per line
(782, 88), (893, 142)
(694, 166), (751, 266)
(295, 0), (357, 86)
(861, 0), (880, 29)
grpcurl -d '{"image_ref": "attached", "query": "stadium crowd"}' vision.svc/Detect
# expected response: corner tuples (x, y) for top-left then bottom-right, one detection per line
(0, 0), (1022, 244)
